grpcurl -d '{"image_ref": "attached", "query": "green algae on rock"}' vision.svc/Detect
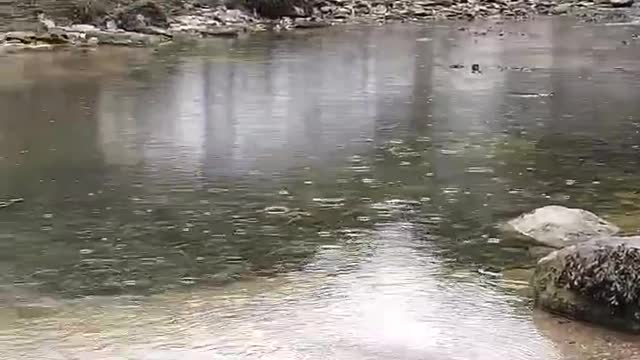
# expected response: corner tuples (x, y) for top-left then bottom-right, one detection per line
(532, 237), (640, 333)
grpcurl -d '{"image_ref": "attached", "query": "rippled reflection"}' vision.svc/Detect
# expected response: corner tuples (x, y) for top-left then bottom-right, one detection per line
(1, 18), (640, 359)
(1, 222), (562, 360)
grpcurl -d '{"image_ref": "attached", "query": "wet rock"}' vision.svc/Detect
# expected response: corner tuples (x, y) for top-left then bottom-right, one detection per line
(500, 205), (620, 248)
(532, 237), (640, 332)
(471, 63), (481, 73)
(294, 19), (332, 29)
(35, 28), (71, 44)
(4, 31), (37, 44)
(116, 0), (169, 32)
(84, 29), (168, 46)
(610, 0), (634, 7)
(201, 27), (243, 37)
(245, 0), (311, 18)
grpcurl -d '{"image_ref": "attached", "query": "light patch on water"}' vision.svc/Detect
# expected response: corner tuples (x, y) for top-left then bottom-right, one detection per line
(263, 206), (290, 215)
(0, 222), (565, 360)
(466, 166), (495, 174)
(312, 198), (346, 208)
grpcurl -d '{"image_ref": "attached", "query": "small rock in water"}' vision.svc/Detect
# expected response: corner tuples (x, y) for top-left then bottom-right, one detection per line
(471, 64), (481, 74)
(449, 63), (464, 69)
(86, 37), (99, 47)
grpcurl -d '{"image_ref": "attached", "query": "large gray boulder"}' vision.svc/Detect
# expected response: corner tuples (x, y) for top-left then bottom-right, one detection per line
(532, 237), (640, 332)
(500, 205), (620, 249)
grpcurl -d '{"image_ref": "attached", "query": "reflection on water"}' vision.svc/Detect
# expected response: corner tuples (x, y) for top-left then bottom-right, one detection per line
(1, 223), (563, 360)
(1, 18), (640, 359)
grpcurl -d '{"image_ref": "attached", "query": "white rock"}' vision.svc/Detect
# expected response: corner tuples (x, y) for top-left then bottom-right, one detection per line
(501, 205), (620, 248)
(69, 24), (99, 33)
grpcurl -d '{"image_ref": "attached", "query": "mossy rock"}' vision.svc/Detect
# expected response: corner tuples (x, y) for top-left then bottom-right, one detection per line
(532, 237), (640, 332)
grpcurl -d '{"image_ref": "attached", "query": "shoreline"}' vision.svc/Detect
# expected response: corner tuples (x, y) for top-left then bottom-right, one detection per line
(0, 0), (638, 53)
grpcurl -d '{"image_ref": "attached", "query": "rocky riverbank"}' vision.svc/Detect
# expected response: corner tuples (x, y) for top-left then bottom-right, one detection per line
(0, 0), (638, 52)
(501, 205), (640, 332)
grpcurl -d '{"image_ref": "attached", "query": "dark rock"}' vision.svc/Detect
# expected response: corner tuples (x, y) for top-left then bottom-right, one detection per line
(449, 63), (464, 69)
(244, 0), (312, 18)
(610, 0), (634, 7)
(4, 31), (36, 44)
(35, 28), (71, 44)
(532, 237), (640, 332)
(116, 0), (169, 32)
(72, 0), (110, 25)
(472, 63), (481, 73)
(294, 20), (332, 29)
(201, 27), (243, 37)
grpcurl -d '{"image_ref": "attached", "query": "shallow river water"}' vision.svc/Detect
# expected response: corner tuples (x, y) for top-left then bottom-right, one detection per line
(2, 17), (640, 360)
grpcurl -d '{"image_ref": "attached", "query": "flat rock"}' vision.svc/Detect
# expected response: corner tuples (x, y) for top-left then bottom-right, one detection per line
(68, 24), (100, 33)
(4, 31), (36, 43)
(84, 29), (167, 46)
(294, 20), (332, 29)
(500, 205), (620, 248)
(200, 27), (242, 37)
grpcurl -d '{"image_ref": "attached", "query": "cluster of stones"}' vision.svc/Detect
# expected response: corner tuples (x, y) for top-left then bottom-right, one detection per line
(502, 205), (640, 332)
